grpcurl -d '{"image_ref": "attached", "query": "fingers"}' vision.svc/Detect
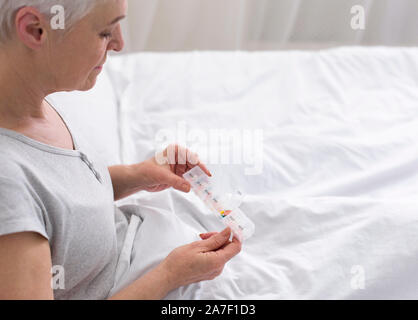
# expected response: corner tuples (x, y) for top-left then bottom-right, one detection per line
(163, 169), (191, 193)
(155, 144), (211, 194)
(172, 175), (191, 193)
(199, 232), (218, 240)
(176, 145), (188, 176)
(199, 228), (242, 267)
(165, 144), (187, 174)
(165, 144), (212, 177)
(214, 235), (242, 263)
(165, 144), (177, 173)
(200, 227), (231, 252)
(186, 150), (212, 177)
(197, 162), (212, 177)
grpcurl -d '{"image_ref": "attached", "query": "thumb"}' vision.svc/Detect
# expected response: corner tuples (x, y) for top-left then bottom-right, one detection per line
(199, 232), (218, 240)
(200, 228), (231, 252)
(166, 172), (191, 193)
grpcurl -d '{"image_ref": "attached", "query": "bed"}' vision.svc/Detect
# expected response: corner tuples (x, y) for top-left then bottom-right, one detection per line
(48, 47), (418, 299)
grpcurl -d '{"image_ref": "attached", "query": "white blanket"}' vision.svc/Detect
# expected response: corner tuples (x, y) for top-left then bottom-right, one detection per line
(111, 192), (418, 299)
(108, 47), (418, 299)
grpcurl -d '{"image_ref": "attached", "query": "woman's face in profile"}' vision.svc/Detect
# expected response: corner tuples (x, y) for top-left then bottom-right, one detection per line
(46, 0), (127, 92)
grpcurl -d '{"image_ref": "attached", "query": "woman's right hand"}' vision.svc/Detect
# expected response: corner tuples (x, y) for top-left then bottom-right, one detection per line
(159, 227), (242, 291)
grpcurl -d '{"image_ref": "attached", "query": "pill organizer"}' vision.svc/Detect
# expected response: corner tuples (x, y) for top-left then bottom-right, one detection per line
(183, 166), (255, 242)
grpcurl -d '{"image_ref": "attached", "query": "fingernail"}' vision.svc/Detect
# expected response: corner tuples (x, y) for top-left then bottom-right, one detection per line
(182, 183), (190, 192)
(222, 228), (231, 236)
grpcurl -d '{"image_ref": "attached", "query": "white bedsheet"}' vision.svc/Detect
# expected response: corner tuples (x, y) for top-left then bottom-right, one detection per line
(112, 193), (418, 299)
(109, 47), (418, 299)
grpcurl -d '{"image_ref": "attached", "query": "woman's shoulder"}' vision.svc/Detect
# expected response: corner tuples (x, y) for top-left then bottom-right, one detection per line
(0, 151), (26, 181)
(0, 134), (30, 178)
(0, 144), (44, 216)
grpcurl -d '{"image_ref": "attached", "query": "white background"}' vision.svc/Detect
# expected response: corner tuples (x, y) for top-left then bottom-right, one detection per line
(120, 0), (418, 52)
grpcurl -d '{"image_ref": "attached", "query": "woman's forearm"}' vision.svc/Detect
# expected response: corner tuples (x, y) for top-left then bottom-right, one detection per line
(108, 164), (142, 201)
(108, 263), (175, 300)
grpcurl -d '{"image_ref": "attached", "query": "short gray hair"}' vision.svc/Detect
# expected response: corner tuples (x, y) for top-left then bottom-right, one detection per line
(0, 0), (105, 44)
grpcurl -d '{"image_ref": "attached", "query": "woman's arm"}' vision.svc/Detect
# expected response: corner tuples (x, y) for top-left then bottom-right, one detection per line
(107, 262), (173, 300)
(0, 229), (170, 300)
(109, 145), (212, 201)
(108, 164), (144, 201)
(0, 232), (54, 300)
(0, 228), (240, 300)
(108, 228), (241, 300)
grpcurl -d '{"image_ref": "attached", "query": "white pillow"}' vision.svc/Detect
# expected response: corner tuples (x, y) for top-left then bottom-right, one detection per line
(47, 67), (121, 166)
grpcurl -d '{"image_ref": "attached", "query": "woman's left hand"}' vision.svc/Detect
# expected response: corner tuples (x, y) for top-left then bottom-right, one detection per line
(137, 144), (211, 193)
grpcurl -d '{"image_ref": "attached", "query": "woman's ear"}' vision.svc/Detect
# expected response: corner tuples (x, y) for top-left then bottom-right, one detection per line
(15, 7), (48, 50)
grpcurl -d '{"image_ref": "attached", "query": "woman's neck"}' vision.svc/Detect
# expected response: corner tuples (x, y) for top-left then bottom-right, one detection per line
(0, 47), (49, 128)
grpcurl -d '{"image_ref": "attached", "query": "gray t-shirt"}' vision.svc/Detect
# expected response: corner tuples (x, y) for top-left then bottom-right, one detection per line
(0, 105), (123, 300)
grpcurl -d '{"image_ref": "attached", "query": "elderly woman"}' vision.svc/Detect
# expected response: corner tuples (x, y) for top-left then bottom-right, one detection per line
(0, 0), (241, 300)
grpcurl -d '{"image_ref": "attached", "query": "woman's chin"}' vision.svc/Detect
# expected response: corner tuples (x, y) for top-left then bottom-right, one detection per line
(78, 74), (99, 91)
(58, 71), (100, 92)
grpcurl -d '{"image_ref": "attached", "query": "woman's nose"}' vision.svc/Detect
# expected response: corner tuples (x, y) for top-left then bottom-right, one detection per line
(108, 24), (124, 52)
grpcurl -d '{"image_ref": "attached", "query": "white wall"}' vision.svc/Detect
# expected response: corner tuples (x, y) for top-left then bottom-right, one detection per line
(120, 0), (418, 52)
